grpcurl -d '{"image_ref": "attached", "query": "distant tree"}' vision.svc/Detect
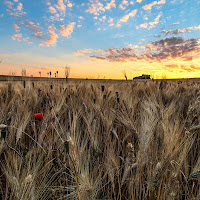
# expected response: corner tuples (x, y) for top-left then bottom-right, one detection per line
(50, 71), (51, 78)
(65, 66), (70, 78)
(123, 70), (127, 81)
(55, 73), (56, 78)
(39, 71), (41, 77)
(65, 65), (70, 80)
(9, 70), (17, 76)
(47, 72), (49, 77)
(21, 68), (26, 76)
(56, 71), (58, 78)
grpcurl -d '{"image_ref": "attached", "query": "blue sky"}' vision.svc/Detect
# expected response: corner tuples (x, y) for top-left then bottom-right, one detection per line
(0, 0), (200, 79)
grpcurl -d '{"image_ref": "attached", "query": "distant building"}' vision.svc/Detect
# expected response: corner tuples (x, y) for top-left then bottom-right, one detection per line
(133, 74), (151, 79)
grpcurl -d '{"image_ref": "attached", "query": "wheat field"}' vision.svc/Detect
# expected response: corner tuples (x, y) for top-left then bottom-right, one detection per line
(0, 79), (199, 199)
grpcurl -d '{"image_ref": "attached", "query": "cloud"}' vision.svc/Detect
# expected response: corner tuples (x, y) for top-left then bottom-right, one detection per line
(17, 2), (23, 11)
(13, 24), (20, 29)
(138, 13), (161, 29)
(4, 1), (13, 9)
(137, 0), (143, 2)
(162, 25), (200, 35)
(86, 0), (105, 15)
(11, 33), (22, 40)
(49, 6), (57, 14)
(5, 1), (26, 16)
(105, 0), (116, 10)
(17, 19), (43, 39)
(119, 9), (137, 23)
(42, 26), (58, 47)
(74, 48), (102, 56)
(31, 34), (43, 39)
(67, 2), (73, 7)
(143, 0), (166, 10)
(164, 64), (200, 73)
(55, 0), (66, 11)
(173, 27), (195, 34)
(77, 37), (200, 64)
(87, 0), (115, 15)
(59, 22), (75, 37)
(119, 0), (129, 10)
(172, 22), (180, 26)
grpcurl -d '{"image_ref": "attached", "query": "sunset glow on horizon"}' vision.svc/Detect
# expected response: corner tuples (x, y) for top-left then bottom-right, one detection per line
(0, 0), (200, 79)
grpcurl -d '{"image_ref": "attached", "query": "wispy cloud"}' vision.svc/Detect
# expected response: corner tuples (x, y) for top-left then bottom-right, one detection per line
(119, 0), (129, 10)
(74, 48), (102, 56)
(119, 9), (137, 24)
(11, 33), (22, 40)
(171, 22), (180, 26)
(49, 6), (57, 14)
(143, 0), (166, 10)
(55, 0), (66, 12)
(13, 24), (20, 29)
(76, 37), (200, 64)
(4, 0), (26, 16)
(41, 26), (58, 47)
(86, 0), (115, 15)
(162, 24), (200, 35)
(138, 13), (162, 29)
(59, 22), (76, 37)
(164, 64), (200, 73)
(105, 0), (116, 10)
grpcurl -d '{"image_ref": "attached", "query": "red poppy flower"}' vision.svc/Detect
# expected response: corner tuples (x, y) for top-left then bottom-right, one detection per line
(34, 113), (44, 120)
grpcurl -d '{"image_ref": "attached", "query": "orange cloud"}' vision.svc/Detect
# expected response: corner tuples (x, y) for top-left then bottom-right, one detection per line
(77, 37), (200, 64)
(13, 24), (20, 29)
(55, 0), (66, 11)
(119, 9), (137, 23)
(138, 13), (161, 29)
(143, 0), (165, 10)
(17, 2), (23, 11)
(87, 0), (115, 15)
(59, 22), (75, 37)
(74, 49), (102, 56)
(11, 33), (22, 40)
(5, 1), (26, 16)
(162, 24), (200, 35)
(49, 6), (57, 14)
(41, 26), (58, 47)
(105, 0), (116, 10)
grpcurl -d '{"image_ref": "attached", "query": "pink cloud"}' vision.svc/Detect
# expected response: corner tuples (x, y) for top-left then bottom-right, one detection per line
(13, 24), (20, 29)
(119, 9), (137, 23)
(59, 22), (75, 37)
(74, 48), (102, 56)
(138, 13), (161, 29)
(143, 0), (166, 10)
(17, 2), (23, 11)
(55, 0), (66, 12)
(11, 33), (22, 40)
(105, 0), (116, 10)
(49, 6), (57, 14)
(41, 26), (58, 47)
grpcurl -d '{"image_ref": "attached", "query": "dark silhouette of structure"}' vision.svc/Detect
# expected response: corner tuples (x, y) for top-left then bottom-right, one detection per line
(133, 74), (151, 80)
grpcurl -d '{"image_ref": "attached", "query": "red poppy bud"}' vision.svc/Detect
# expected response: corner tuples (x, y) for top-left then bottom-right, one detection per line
(34, 113), (44, 120)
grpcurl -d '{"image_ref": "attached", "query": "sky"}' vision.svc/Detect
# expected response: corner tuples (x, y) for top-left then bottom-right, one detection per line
(0, 0), (200, 79)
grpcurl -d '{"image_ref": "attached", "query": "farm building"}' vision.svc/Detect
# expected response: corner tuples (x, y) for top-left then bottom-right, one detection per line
(133, 74), (151, 79)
